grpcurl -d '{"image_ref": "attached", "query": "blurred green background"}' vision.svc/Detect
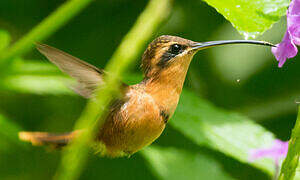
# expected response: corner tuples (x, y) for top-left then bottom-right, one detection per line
(0, 0), (299, 179)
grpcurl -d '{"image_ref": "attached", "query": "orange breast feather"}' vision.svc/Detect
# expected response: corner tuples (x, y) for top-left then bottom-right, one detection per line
(98, 86), (165, 157)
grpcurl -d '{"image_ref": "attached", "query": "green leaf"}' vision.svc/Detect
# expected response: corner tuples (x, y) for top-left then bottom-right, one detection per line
(202, 0), (289, 38)
(142, 146), (234, 180)
(170, 90), (276, 175)
(0, 114), (26, 151)
(1, 75), (74, 95)
(278, 106), (300, 179)
(0, 59), (74, 95)
(0, 0), (93, 63)
(0, 30), (10, 51)
(10, 59), (60, 75)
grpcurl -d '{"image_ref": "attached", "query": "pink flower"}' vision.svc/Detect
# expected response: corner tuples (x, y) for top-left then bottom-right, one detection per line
(272, 0), (300, 67)
(249, 139), (289, 165)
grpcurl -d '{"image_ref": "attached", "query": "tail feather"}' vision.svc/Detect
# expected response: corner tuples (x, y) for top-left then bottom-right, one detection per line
(19, 130), (81, 148)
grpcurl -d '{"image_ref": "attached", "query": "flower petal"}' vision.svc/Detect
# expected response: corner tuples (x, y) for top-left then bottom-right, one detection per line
(287, 14), (300, 45)
(289, 0), (300, 15)
(249, 140), (289, 165)
(271, 31), (298, 67)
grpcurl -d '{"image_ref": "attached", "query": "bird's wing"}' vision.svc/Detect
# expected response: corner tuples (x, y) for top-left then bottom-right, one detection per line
(36, 43), (127, 98)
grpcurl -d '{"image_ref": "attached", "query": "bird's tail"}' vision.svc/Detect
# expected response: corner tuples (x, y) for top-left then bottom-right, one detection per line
(19, 130), (82, 148)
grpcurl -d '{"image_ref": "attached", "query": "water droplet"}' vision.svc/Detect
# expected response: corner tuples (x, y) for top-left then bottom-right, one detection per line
(236, 5), (241, 8)
(262, 5), (279, 15)
(264, 7), (278, 14)
(240, 31), (260, 40)
(243, 33), (249, 40)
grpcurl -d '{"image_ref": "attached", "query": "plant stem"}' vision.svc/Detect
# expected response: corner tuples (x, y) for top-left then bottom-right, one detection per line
(53, 0), (172, 180)
(0, 0), (93, 63)
(279, 105), (300, 180)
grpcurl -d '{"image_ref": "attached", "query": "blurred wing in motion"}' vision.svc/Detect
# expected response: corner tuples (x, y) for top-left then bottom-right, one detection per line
(36, 43), (105, 98)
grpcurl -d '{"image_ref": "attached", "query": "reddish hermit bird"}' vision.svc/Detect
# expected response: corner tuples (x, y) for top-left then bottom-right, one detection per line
(19, 35), (274, 157)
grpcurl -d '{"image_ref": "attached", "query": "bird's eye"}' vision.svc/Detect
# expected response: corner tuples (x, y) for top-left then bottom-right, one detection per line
(170, 44), (182, 55)
(157, 43), (186, 68)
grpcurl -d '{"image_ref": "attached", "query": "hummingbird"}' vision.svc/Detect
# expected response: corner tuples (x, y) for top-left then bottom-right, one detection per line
(19, 35), (274, 157)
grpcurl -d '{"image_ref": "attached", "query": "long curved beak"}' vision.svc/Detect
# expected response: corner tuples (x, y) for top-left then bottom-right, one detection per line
(191, 40), (275, 50)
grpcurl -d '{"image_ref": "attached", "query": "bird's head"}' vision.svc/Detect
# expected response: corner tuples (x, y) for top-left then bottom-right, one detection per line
(141, 35), (274, 79)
